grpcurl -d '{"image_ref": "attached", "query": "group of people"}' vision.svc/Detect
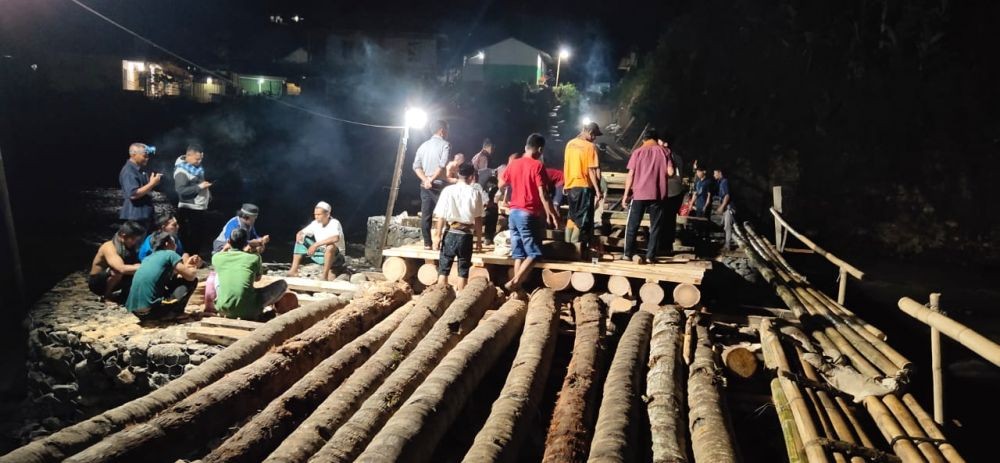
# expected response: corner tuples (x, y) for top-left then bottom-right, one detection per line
(414, 121), (736, 292)
(88, 143), (350, 322)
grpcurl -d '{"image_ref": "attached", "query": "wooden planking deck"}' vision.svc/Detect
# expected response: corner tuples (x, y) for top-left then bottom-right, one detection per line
(258, 276), (357, 295)
(382, 244), (708, 285)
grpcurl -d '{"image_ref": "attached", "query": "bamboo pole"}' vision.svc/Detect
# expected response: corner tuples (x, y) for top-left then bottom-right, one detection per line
(768, 208), (864, 280)
(770, 378), (805, 463)
(862, 396), (924, 463)
(759, 319), (829, 463)
(795, 347), (864, 463)
(898, 297), (1000, 367)
(900, 393), (965, 463)
(928, 293), (943, 425)
(836, 268), (848, 305)
(376, 127), (409, 266)
(881, 394), (946, 462)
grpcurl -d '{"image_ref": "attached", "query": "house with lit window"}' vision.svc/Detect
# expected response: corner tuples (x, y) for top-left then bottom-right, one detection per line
(461, 38), (552, 86)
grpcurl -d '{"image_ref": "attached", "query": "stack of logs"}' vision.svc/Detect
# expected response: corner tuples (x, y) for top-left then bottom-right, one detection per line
(737, 223), (965, 463)
(3, 278), (743, 463)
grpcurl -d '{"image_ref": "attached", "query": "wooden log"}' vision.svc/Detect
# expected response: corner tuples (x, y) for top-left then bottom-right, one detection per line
(607, 275), (632, 297)
(0, 295), (349, 463)
(639, 281), (665, 305)
(308, 279), (497, 463)
(588, 310), (653, 462)
(357, 298), (528, 463)
(417, 263), (439, 286)
(608, 297), (635, 316)
(687, 316), (738, 463)
(543, 293), (605, 463)
(646, 307), (688, 463)
(469, 266), (491, 281)
(682, 314), (696, 366)
(463, 289), (559, 463)
(186, 326), (247, 346)
(382, 256), (416, 282)
(205, 287), (454, 463)
(63, 283), (411, 463)
(199, 317), (264, 332)
(571, 272), (596, 292)
(671, 283), (700, 309)
(770, 378), (805, 463)
(721, 345), (758, 379)
(542, 269), (574, 291)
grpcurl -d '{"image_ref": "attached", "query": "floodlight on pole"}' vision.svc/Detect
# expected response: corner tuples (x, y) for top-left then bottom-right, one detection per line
(556, 47), (570, 86)
(379, 107), (429, 264)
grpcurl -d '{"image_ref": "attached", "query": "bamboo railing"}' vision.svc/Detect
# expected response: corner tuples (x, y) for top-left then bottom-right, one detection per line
(769, 207), (863, 305)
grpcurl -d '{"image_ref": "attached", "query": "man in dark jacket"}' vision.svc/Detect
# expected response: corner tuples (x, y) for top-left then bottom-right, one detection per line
(119, 143), (160, 231)
(174, 144), (212, 257)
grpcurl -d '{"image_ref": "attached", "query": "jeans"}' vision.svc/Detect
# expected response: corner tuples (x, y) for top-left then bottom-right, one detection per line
(508, 209), (544, 259)
(722, 207), (735, 248)
(437, 231), (474, 278)
(660, 194), (684, 254)
(177, 208), (207, 258)
(484, 204), (499, 243)
(420, 188), (440, 247)
(624, 199), (664, 259)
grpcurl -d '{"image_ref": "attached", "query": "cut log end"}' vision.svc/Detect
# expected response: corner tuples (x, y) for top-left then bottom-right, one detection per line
(672, 283), (701, 309)
(639, 282), (665, 305)
(721, 345), (759, 379)
(607, 275), (633, 296)
(542, 269), (574, 291)
(417, 263), (439, 286)
(382, 256), (416, 282)
(570, 272), (596, 292)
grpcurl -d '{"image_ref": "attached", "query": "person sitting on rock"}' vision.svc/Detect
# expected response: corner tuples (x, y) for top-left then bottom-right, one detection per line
(288, 201), (347, 281)
(137, 213), (190, 262)
(88, 221), (144, 302)
(212, 228), (289, 320)
(125, 231), (200, 320)
(212, 203), (270, 254)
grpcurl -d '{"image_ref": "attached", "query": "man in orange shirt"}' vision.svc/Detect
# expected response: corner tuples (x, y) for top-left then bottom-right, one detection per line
(562, 122), (604, 259)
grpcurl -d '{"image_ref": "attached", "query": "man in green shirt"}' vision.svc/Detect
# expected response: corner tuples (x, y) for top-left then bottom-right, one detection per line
(211, 227), (288, 320)
(125, 232), (200, 320)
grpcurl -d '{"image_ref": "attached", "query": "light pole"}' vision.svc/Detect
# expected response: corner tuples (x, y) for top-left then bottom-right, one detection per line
(555, 48), (570, 86)
(377, 108), (428, 265)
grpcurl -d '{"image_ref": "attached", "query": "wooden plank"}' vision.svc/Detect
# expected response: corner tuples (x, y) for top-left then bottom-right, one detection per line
(260, 276), (357, 294)
(187, 326), (249, 346)
(200, 317), (264, 332)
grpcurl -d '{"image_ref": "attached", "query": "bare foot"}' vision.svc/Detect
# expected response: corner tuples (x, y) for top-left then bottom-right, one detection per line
(287, 271), (299, 278)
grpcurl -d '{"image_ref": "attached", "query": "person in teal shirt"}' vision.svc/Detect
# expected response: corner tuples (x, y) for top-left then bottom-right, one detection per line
(211, 228), (287, 320)
(126, 232), (200, 320)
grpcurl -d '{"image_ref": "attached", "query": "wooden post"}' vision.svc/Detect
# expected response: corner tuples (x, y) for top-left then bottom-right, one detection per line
(772, 186), (783, 251)
(929, 292), (944, 426)
(377, 127), (409, 266)
(836, 267), (847, 305)
(0, 146), (25, 310)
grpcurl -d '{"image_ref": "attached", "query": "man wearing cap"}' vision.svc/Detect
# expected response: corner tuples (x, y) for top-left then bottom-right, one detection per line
(562, 122), (604, 260)
(119, 142), (162, 231)
(212, 203), (270, 254)
(412, 120), (451, 249)
(289, 201), (347, 281)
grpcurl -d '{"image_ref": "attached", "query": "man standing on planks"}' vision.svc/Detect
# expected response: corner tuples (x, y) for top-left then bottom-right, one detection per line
(499, 133), (560, 292)
(562, 122), (604, 260)
(413, 120), (452, 250)
(119, 142), (161, 232)
(713, 167), (735, 250)
(433, 164), (485, 290)
(621, 129), (672, 264)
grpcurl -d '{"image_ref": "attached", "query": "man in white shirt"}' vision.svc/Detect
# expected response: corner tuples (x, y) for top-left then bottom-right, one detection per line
(289, 201), (347, 280)
(412, 120), (451, 249)
(433, 164), (485, 290)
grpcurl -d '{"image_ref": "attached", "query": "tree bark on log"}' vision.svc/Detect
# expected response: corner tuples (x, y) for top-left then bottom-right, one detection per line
(542, 269), (574, 291)
(542, 293), (605, 463)
(63, 283), (411, 463)
(687, 316), (739, 463)
(206, 286), (455, 463)
(308, 278), (497, 463)
(646, 307), (688, 463)
(356, 298), (528, 463)
(0, 296), (349, 463)
(463, 289), (559, 463)
(588, 310), (653, 463)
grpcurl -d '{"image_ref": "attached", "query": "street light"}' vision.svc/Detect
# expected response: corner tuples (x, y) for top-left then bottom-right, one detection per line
(379, 107), (429, 263)
(582, 115), (593, 127)
(556, 48), (570, 86)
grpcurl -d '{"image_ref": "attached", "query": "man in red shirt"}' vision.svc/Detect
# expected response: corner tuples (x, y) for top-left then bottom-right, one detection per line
(621, 129), (674, 264)
(545, 166), (565, 207)
(499, 133), (561, 291)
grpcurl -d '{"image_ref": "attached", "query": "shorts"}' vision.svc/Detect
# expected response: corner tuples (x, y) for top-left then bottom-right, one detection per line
(508, 208), (544, 260)
(437, 231), (474, 278)
(88, 270), (109, 296)
(294, 236), (347, 270)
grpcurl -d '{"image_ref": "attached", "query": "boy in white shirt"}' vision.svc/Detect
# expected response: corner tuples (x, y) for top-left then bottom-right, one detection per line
(289, 201), (347, 280)
(434, 164), (485, 290)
